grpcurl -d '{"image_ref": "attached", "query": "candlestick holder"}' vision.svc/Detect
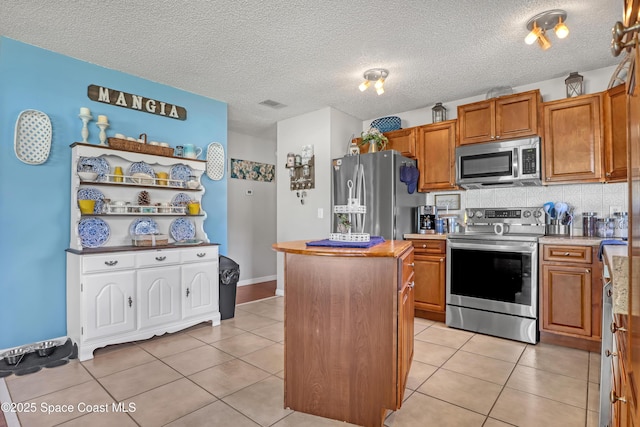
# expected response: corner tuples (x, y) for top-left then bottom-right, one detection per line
(96, 122), (109, 146)
(79, 114), (93, 144)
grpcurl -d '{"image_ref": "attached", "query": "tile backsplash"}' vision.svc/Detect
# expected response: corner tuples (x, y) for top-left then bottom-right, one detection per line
(424, 182), (628, 236)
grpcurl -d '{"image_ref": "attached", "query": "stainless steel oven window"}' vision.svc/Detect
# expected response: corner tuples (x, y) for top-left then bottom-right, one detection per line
(446, 239), (538, 319)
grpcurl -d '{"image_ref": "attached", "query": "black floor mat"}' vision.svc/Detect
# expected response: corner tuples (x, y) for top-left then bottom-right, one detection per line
(0, 339), (77, 377)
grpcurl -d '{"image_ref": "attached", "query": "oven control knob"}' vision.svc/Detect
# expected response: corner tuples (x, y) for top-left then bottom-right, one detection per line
(523, 210), (531, 218)
(533, 209), (543, 218)
(467, 211), (475, 218)
(475, 211), (483, 218)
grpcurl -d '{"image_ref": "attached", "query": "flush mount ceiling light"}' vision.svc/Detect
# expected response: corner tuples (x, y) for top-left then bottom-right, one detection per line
(525, 9), (569, 50)
(358, 68), (389, 95)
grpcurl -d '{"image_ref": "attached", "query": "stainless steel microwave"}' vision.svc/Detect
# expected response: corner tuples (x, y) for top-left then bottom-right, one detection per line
(455, 137), (541, 189)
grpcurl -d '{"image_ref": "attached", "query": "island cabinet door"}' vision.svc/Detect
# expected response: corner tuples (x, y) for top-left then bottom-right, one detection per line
(397, 248), (415, 407)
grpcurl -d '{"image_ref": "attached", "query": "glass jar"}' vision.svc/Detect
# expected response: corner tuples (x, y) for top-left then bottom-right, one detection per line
(582, 212), (597, 237)
(174, 145), (184, 157)
(613, 212), (629, 240)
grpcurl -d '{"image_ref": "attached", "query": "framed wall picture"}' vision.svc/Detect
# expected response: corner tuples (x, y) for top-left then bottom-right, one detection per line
(434, 193), (461, 210)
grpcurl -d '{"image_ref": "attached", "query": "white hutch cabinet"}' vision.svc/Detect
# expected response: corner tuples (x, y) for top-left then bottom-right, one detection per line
(66, 143), (220, 361)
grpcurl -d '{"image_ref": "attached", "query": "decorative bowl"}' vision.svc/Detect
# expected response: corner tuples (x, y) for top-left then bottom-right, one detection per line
(131, 173), (154, 185)
(78, 171), (98, 181)
(33, 341), (57, 357)
(78, 199), (96, 214)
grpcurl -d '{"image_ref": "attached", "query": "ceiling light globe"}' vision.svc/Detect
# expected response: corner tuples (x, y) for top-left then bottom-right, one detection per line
(359, 80), (370, 92)
(555, 21), (569, 39)
(525, 26), (541, 45)
(374, 78), (385, 90)
(537, 33), (552, 50)
(376, 86), (385, 95)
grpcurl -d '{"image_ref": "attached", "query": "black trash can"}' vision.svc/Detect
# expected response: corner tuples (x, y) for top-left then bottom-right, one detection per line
(219, 255), (240, 320)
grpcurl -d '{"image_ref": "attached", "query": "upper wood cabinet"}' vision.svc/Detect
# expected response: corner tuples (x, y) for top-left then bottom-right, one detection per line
(543, 93), (603, 184)
(603, 84), (628, 182)
(457, 89), (541, 145)
(416, 120), (457, 191)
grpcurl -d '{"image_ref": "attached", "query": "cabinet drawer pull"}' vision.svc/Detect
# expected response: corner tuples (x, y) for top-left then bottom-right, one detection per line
(186, 288), (190, 297)
(586, 269), (590, 274)
(197, 253), (206, 257)
(408, 262), (415, 267)
(610, 322), (627, 333)
(128, 297), (133, 307)
(409, 281), (415, 288)
(155, 256), (167, 261)
(564, 252), (570, 256)
(610, 390), (627, 404)
(104, 260), (118, 266)
(421, 244), (427, 248)
(440, 258), (444, 262)
(605, 349), (618, 357)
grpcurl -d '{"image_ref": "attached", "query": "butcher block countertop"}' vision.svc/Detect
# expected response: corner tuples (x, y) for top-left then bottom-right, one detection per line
(272, 239), (412, 257)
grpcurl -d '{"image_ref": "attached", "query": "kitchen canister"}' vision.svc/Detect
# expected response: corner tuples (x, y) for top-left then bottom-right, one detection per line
(613, 212), (629, 240)
(582, 212), (597, 237)
(596, 217), (615, 238)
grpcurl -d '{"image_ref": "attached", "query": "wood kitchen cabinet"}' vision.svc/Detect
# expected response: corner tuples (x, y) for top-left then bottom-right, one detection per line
(604, 83), (628, 182)
(542, 93), (604, 184)
(408, 239), (446, 322)
(397, 247), (415, 404)
(354, 127), (417, 158)
(539, 243), (603, 352)
(457, 89), (541, 145)
(416, 120), (458, 191)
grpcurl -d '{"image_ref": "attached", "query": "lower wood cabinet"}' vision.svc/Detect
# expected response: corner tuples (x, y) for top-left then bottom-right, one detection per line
(408, 239), (446, 322)
(397, 248), (415, 405)
(67, 245), (220, 361)
(539, 243), (602, 352)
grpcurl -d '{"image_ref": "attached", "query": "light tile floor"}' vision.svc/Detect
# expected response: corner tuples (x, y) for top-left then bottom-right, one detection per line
(1, 297), (601, 427)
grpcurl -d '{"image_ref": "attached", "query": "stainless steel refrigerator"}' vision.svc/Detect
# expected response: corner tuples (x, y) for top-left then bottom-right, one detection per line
(331, 150), (422, 240)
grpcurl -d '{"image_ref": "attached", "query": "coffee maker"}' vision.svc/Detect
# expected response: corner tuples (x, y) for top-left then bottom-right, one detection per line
(417, 205), (437, 234)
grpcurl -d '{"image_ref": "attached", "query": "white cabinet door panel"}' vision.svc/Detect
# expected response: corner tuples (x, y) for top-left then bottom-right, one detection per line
(182, 262), (218, 318)
(83, 271), (136, 340)
(138, 267), (181, 329)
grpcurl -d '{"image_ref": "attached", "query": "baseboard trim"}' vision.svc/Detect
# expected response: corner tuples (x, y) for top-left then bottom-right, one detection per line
(237, 275), (277, 287)
(275, 288), (285, 297)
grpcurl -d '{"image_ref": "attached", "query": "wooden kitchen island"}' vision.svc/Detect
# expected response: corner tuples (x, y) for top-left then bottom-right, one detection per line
(272, 240), (415, 427)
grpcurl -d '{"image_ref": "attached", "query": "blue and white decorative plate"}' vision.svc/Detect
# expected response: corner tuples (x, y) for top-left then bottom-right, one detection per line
(78, 218), (110, 248)
(77, 157), (110, 182)
(128, 161), (155, 177)
(170, 218), (195, 241)
(172, 192), (191, 207)
(77, 187), (104, 214)
(129, 217), (159, 237)
(170, 164), (192, 188)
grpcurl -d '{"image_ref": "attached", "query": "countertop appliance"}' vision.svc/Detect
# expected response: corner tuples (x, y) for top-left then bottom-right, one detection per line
(331, 151), (423, 240)
(417, 205), (437, 234)
(446, 207), (545, 344)
(455, 137), (541, 189)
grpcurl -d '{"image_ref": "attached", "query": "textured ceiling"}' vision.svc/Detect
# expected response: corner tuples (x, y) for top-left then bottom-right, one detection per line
(0, 0), (623, 137)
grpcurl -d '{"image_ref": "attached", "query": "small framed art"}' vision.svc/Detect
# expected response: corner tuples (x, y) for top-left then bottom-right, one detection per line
(434, 193), (460, 210)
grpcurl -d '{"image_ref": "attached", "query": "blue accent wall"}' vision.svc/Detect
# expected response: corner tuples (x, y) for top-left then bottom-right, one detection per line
(0, 37), (228, 350)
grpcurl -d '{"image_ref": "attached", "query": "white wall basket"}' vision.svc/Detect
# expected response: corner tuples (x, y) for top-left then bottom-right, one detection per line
(206, 142), (225, 180)
(14, 109), (52, 165)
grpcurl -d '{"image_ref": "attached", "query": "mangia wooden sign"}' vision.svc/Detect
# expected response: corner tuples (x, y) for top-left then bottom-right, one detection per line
(87, 84), (187, 120)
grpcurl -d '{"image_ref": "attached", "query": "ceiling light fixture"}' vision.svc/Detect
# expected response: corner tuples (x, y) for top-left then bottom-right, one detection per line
(359, 68), (389, 95)
(525, 9), (569, 50)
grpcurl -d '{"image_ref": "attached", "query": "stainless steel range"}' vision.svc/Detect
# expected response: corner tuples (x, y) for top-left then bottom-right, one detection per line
(446, 207), (545, 344)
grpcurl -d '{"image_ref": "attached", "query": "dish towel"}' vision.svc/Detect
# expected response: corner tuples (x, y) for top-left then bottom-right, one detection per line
(306, 236), (385, 248)
(400, 164), (419, 194)
(597, 239), (627, 261)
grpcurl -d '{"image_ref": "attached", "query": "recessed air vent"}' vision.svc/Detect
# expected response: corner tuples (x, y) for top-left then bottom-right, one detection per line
(259, 99), (287, 109)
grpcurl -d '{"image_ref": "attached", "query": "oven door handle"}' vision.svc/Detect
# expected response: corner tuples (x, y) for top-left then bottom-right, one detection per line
(448, 240), (536, 254)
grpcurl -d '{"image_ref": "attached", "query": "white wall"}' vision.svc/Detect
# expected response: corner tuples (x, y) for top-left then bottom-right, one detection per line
(275, 107), (361, 294)
(227, 130), (277, 285)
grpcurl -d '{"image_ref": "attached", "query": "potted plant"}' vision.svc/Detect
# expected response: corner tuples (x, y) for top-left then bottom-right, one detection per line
(359, 128), (388, 153)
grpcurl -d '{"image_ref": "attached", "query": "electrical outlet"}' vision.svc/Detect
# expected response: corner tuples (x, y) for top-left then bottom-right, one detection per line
(609, 206), (622, 216)
(245, 189), (253, 196)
